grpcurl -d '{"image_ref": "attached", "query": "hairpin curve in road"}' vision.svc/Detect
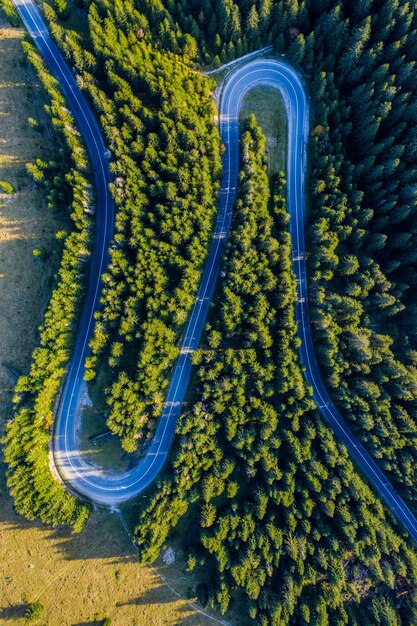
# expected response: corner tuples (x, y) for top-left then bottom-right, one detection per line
(11, 0), (417, 546)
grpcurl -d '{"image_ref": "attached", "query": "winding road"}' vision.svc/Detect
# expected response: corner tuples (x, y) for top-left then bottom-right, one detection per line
(12, 0), (417, 544)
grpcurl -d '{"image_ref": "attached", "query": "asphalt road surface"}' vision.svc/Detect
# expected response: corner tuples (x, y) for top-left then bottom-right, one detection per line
(12, 0), (417, 544)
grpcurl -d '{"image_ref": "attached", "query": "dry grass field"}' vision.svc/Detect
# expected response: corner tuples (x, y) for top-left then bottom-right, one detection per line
(0, 13), (222, 626)
(0, 14), (66, 414)
(0, 496), (221, 626)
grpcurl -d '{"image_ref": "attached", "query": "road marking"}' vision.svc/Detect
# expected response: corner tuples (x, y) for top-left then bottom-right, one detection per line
(13, 0), (417, 544)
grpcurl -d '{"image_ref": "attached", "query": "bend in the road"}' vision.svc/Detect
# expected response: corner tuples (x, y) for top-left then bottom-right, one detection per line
(12, 0), (417, 546)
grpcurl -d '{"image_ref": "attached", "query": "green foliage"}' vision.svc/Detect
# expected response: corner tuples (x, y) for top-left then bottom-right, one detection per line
(133, 119), (417, 625)
(24, 601), (44, 622)
(8, 1), (417, 624)
(163, 0), (308, 65)
(166, 0), (417, 511)
(28, 116), (43, 132)
(43, 0), (222, 451)
(32, 247), (48, 260)
(54, 0), (70, 20)
(3, 42), (92, 530)
(0, 0), (20, 27)
(0, 180), (15, 194)
(26, 159), (46, 183)
(303, 1), (417, 502)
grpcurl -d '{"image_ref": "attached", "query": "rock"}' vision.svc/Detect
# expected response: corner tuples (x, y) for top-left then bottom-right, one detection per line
(163, 547), (175, 565)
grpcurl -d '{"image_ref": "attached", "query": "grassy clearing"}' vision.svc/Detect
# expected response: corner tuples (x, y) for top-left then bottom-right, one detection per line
(0, 492), (219, 626)
(80, 361), (141, 470)
(0, 12), (221, 626)
(239, 84), (287, 176)
(78, 404), (135, 472)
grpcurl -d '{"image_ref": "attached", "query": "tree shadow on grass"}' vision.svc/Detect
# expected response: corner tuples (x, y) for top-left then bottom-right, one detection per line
(116, 584), (205, 626)
(117, 583), (187, 607)
(0, 603), (28, 621)
(0, 475), (137, 564)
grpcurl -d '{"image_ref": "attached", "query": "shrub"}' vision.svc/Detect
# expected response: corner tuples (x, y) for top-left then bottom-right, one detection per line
(1, 0), (20, 27)
(0, 180), (15, 194)
(24, 601), (44, 622)
(28, 117), (43, 132)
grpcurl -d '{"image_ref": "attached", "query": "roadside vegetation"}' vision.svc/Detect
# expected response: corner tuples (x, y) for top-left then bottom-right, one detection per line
(4, 1), (417, 625)
(0, 13), (225, 625)
(2, 36), (92, 530)
(168, 0), (417, 505)
(0, 12), (62, 418)
(44, 0), (417, 503)
(133, 117), (417, 626)
(44, 0), (222, 452)
(306, 2), (417, 505)
(0, 0), (18, 26)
